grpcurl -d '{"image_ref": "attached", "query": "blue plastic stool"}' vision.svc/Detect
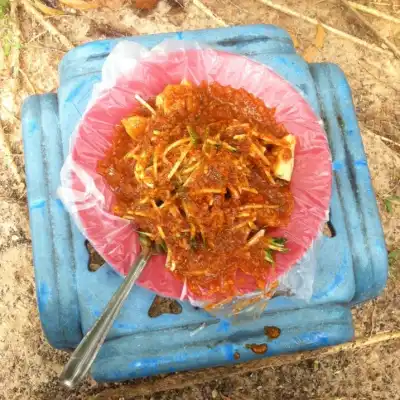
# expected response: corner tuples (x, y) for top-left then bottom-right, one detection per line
(21, 25), (387, 382)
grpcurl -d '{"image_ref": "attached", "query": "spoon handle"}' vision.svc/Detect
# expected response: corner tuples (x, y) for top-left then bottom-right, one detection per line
(59, 248), (152, 389)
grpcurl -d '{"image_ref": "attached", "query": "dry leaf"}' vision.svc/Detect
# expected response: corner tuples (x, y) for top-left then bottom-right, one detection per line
(288, 31), (299, 49)
(315, 24), (326, 49)
(33, 0), (64, 15)
(303, 24), (326, 62)
(59, 0), (100, 10)
(135, 0), (159, 9)
(303, 46), (318, 63)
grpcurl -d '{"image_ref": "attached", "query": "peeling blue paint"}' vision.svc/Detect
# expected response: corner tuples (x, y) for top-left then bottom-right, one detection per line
(30, 199), (46, 209)
(296, 331), (329, 347)
(354, 159), (367, 168)
(66, 80), (88, 102)
(216, 320), (231, 333)
(37, 282), (51, 314)
(221, 343), (235, 361)
(27, 119), (39, 137)
(332, 160), (343, 171)
(54, 198), (65, 211)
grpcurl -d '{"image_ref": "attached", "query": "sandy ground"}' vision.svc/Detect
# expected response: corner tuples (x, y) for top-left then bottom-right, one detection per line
(0, 0), (400, 399)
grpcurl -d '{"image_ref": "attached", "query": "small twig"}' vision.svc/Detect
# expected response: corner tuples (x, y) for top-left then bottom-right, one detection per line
(222, 0), (247, 13)
(339, 0), (400, 58)
(362, 125), (400, 149)
(170, 0), (185, 8)
(18, 68), (37, 94)
(10, 0), (21, 96)
(371, 1), (399, 7)
(0, 122), (25, 192)
(26, 30), (48, 44)
(381, 181), (400, 199)
(25, 44), (67, 53)
(94, 331), (400, 399)
(6, 3), (38, 96)
(369, 300), (377, 337)
(348, 1), (400, 24)
(256, 0), (393, 56)
(192, 0), (228, 27)
(21, 0), (74, 50)
(358, 60), (400, 93)
(371, 135), (400, 148)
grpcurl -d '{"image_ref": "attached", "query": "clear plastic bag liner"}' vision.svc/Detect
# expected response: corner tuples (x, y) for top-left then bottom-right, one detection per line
(277, 232), (323, 301)
(58, 40), (332, 314)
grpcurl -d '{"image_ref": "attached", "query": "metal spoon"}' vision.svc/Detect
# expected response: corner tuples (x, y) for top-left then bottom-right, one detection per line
(59, 246), (152, 389)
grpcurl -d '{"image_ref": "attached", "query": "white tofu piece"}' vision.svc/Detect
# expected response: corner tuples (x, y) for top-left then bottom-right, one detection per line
(273, 134), (296, 181)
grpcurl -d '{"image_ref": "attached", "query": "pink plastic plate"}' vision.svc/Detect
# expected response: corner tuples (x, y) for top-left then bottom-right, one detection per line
(69, 48), (332, 301)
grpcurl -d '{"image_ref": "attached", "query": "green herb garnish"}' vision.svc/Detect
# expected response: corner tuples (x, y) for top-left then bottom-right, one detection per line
(187, 125), (199, 146)
(264, 249), (274, 264)
(264, 237), (288, 264)
(267, 237), (289, 253)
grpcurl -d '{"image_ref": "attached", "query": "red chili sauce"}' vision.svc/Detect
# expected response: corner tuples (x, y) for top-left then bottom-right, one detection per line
(97, 82), (294, 299)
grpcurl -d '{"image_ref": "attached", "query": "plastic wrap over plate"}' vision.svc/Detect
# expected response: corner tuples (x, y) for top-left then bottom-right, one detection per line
(59, 40), (332, 302)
